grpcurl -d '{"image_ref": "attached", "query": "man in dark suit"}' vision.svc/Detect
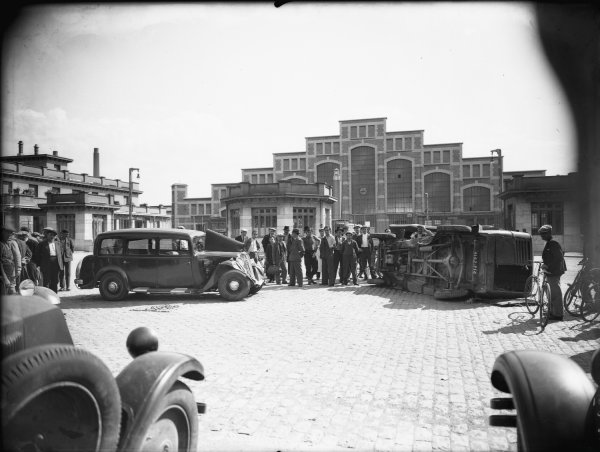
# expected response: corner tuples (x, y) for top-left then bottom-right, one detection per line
(33, 227), (63, 293)
(59, 229), (75, 291)
(355, 225), (374, 279)
(319, 226), (341, 286)
(235, 229), (248, 244)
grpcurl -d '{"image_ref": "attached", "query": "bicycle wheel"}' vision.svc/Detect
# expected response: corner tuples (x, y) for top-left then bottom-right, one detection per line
(523, 276), (540, 315)
(580, 272), (600, 322)
(563, 284), (583, 317)
(539, 284), (551, 329)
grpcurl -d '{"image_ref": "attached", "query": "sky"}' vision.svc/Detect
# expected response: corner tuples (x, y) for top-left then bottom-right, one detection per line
(2, 2), (576, 206)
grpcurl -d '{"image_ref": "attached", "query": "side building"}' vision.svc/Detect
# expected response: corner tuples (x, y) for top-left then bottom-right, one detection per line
(1, 142), (171, 250)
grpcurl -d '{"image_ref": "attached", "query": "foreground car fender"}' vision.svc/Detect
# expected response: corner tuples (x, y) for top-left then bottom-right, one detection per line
(116, 351), (205, 451)
(490, 349), (597, 451)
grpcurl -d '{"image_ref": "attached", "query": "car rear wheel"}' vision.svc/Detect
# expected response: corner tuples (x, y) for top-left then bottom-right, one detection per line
(99, 272), (129, 301)
(1, 344), (121, 452)
(218, 270), (250, 301)
(138, 381), (198, 452)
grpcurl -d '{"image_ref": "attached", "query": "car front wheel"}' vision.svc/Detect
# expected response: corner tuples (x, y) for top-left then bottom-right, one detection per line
(218, 270), (250, 301)
(99, 272), (129, 301)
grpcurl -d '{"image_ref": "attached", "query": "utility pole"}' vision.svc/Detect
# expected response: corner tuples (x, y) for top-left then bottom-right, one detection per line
(490, 149), (503, 228)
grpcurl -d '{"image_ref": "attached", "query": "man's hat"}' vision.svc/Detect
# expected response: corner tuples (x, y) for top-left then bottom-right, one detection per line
(20, 226), (31, 232)
(16, 231), (28, 238)
(345, 231), (353, 236)
(269, 227), (276, 232)
(361, 225), (368, 229)
(61, 229), (69, 234)
(240, 228), (247, 232)
(43, 227), (57, 235)
(292, 228), (300, 235)
(538, 224), (552, 234)
(283, 225), (290, 231)
(303, 225), (310, 232)
(354, 224), (361, 229)
(1, 225), (15, 233)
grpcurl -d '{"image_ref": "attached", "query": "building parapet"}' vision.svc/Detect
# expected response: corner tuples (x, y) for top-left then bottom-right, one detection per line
(2, 162), (140, 193)
(499, 174), (576, 199)
(224, 181), (333, 199)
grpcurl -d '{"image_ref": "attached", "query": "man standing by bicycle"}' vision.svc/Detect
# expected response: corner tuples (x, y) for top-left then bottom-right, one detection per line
(539, 224), (566, 321)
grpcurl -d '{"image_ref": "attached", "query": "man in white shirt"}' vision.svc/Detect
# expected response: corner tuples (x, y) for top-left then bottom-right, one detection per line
(355, 225), (374, 279)
(246, 230), (262, 262)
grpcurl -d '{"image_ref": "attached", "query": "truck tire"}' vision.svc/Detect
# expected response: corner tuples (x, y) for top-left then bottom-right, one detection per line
(218, 270), (250, 301)
(2, 344), (121, 452)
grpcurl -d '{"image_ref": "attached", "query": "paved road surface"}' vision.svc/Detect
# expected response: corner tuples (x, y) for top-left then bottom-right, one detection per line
(57, 253), (599, 451)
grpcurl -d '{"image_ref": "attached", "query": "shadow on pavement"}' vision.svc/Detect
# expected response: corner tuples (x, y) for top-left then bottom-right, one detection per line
(58, 291), (239, 309)
(481, 311), (545, 336)
(560, 322), (600, 342)
(569, 349), (598, 374)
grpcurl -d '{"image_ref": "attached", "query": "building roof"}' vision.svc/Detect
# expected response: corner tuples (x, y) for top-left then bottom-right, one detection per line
(339, 117), (387, 124)
(1, 153), (74, 164)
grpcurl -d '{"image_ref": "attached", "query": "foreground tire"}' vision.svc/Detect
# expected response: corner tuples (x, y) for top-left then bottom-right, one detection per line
(99, 272), (129, 301)
(524, 276), (540, 315)
(139, 381), (198, 452)
(433, 288), (470, 300)
(563, 284), (582, 317)
(218, 270), (251, 301)
(580, 275), (600, 322)
(1, 344), (121, 452)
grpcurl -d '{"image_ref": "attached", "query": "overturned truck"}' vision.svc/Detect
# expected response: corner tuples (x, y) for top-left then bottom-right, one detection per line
(371, 224), (533, 300)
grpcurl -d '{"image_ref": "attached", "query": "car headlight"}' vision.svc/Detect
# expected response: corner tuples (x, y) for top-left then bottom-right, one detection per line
(19, 279), (35, 296)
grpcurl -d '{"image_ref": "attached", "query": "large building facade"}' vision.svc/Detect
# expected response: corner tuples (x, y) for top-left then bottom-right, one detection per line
(243, 117), (504, 231)
(1, 142), (171, 250)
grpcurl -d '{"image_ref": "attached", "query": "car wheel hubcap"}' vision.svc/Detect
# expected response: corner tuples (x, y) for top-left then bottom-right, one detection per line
(229, 280), (240, 291)
(108, 281), (119, 293)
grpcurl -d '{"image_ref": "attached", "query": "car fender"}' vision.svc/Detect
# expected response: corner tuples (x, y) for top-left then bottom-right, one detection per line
(490, 349), (596, 451)
(201, 260), (239, 290)
(115, 351), (204, 451)
(95, 265), (130, 289)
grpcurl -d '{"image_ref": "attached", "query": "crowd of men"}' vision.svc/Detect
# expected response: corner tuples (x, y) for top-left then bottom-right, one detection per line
(0, 225), (75, 295)
(235, 224), (381, 288)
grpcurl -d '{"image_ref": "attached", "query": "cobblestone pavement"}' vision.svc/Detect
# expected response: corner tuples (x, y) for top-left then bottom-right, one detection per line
(58, 253), (599, 452)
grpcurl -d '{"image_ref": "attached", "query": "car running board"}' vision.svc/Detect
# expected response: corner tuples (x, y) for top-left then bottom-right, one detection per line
(131, 287), (203, 294)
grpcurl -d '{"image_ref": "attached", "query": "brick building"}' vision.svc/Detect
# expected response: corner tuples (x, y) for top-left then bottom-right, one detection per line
(499, 172), (582, 253)
(1, 142), (171, 250)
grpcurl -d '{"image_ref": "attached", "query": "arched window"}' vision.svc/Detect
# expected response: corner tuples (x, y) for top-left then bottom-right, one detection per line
(387, 159), (413, 212)
(424, 172), (451, 212)
(316, 162), (339, 187)
(351, 146), (376, 214)
(283, 178), (306, 184)
(463, 186), (491, 212)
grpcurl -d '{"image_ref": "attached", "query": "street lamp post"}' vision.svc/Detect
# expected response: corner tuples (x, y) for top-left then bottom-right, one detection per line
(490, 149), (503, 228)
(425, 192), (429, 224)
(128, 167), (139, 228)
(333, 168), (341, 223)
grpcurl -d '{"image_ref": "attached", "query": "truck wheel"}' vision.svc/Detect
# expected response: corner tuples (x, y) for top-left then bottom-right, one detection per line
(218, 270), (250, 301)
(433, 288), (470, 300)
(99, 272), (129, 301)
(139, 381), (198, 452)
(1, 344), (121, 452)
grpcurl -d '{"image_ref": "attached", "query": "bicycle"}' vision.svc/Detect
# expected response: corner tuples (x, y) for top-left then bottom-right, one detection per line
(563, 257), (594, 317)
(523, 261), (551, 329)
(578, 263), (600, 322)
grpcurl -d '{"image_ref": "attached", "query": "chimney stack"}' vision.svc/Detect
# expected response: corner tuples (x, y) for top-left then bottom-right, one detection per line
(93, 148), (100, 177)
(52, 151), (58, 156)
(34, 144), (39, 155)
(18, 141), (23, 155)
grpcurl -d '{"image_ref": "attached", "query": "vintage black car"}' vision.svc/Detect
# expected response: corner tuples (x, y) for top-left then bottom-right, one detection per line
(371, 224), (533, 299)
(1, 293), (205, 452)
(75, 228), (264, 301)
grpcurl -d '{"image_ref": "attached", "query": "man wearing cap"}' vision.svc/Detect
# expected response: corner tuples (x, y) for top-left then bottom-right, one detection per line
(356, 225), (374, 279)
(287, 228), (305, 287)
(539, 224), (566, 321)
(319, 226), (337, 285)
(1, 226), (18, 294)
(315, 227), (325, 282)
(33, 227), (64, 293)
(59, 229), (75, 291)
(302, 226), (320, 284)
(352, 224), (361, 241)
(262, 227), (276, 253)
(340, 231), (360, 285)
(235, 228), (248, 244)
(245, 230), (262, 263)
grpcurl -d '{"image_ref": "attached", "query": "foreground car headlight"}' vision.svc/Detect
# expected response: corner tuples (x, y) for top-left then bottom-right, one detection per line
(19, 279), (35, 296)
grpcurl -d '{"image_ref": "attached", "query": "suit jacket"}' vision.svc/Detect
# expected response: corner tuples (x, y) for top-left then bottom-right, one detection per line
(244, 237), (262, 253)
(287, 237), (305, 262)
(355, 234), (373, 252)
(319, 234), (340, 260)
(235, 235), (247, 244)
(542, 239), (565, 276)
(33, 239), (64, 271)
(60, 237), (75, 262)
